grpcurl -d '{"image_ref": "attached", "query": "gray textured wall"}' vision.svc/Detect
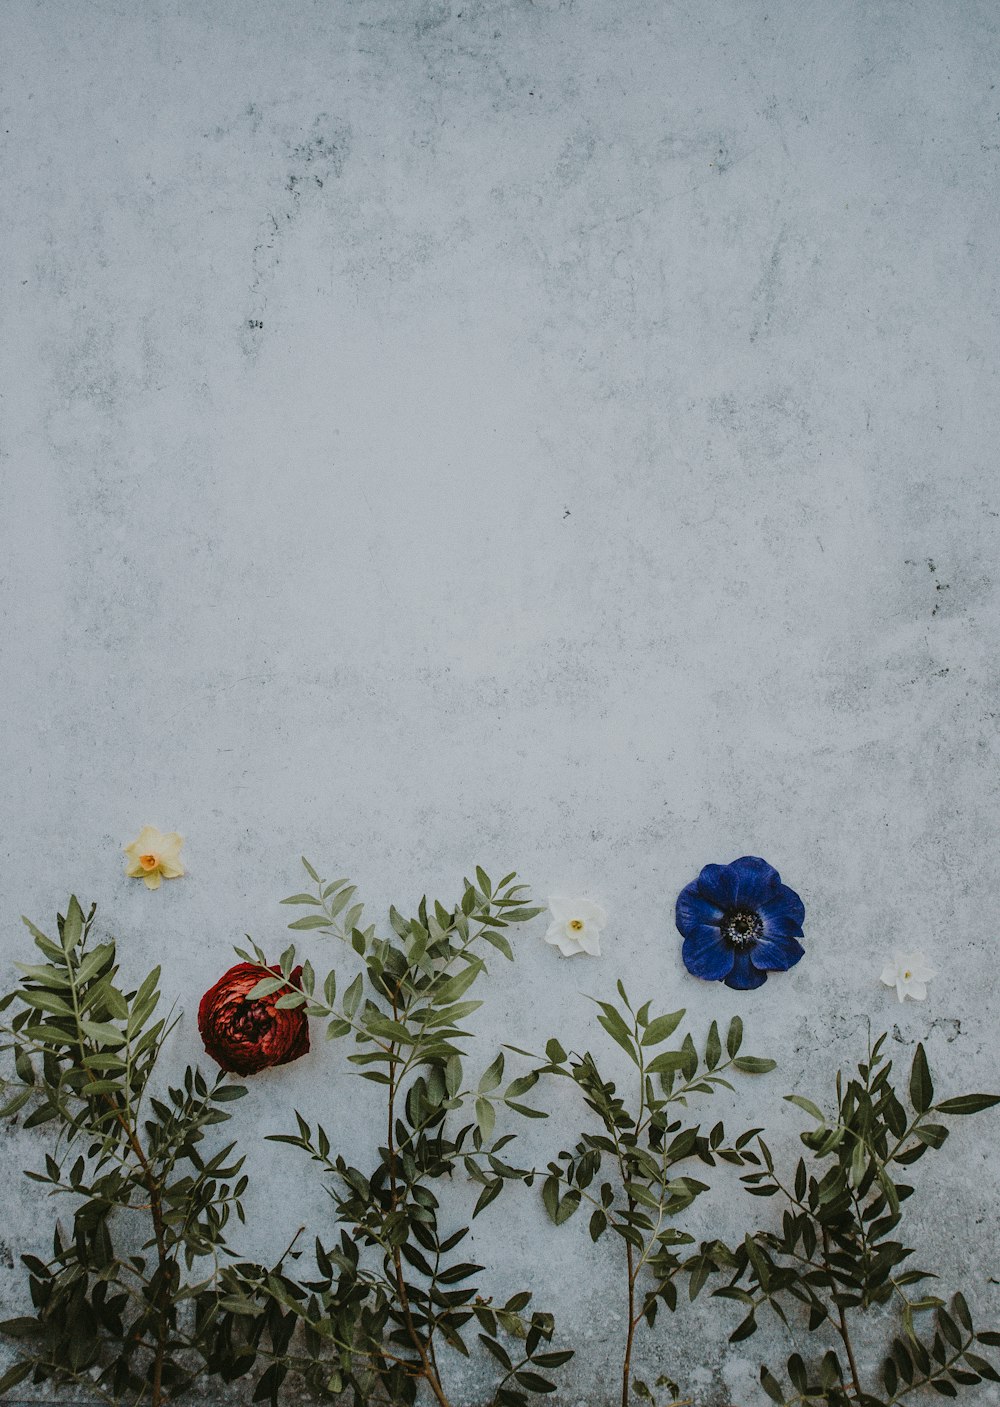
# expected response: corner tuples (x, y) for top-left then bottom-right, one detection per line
(2, 2), (999, 1404)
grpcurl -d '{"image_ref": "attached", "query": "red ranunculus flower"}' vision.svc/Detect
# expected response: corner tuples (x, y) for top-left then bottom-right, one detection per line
(198, 963), (310, 1076)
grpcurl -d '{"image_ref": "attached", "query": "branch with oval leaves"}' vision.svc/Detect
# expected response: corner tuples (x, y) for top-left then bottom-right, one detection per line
(714, 1031), (1000, 1406)
(0, 898), (250, 1407)
(228, 861), (572, 1407)
(512, 985), (776, 1407)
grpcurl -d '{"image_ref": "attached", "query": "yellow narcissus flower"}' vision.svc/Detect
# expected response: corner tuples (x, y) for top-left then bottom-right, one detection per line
(124, 826), (185, 890)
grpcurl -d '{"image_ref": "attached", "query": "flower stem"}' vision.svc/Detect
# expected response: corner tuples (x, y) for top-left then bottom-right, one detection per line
(822, 1227), (862, 1399)
(66, 935), (172, 1407)
(387, 996), (452, 1407)
(622, 1223), (637, 1407)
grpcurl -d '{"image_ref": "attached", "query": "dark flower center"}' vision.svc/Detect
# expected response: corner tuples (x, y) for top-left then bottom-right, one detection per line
(229, 1001), (274, 1042)
(722, 909), (763, 948)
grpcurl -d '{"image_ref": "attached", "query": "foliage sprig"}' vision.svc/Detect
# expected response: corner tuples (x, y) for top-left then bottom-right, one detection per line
(524, 983), (776, 1407)
(229, 861), (572, 1407)
(0, 898), (249, 1407)
(712, 1031), (1000, 1405)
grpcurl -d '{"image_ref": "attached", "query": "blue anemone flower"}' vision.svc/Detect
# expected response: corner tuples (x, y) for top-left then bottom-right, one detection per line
(675, 855), (805, 991)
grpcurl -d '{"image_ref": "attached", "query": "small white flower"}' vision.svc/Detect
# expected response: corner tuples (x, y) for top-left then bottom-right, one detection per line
(544, 896), (607, 958)
(879, 950), (935, 1003)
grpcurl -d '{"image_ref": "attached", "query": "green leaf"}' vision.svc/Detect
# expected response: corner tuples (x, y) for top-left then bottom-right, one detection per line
(474, 1179), (503, 1217)
(705, 1020), (722, 1070)
(211, 1084), (247, 1102)
(301, 857), (321, 882)
(343, 974), (363, 1019)
(247, 976), (286, 999)
(0, 1089), (32, 1119)
(935, 1093), (1000, 1116)
(730, 1311), (757, 1343)
(785, 1094), (825, 1122)
(479, 1335), (513, 1370)
(545, 1037), (567, 1064)
(964, 1353), (1000, 1383)
(595, 1003), (638, 1061)
(481, 929), (514, 961)
(939, 1309), (962, 1350)
(479, 1052), (505, 1094)
(514, 1370), (555, 1394)
(554, 1190), (580, 1225)
(910, 1043), (933, 1114)
(640, 1010), (684, 1046)
(287, 915), (330, 931)
(435, 962), (483, 1005)
(445, 1055), (463, 1096)
(726, 1016), (743, 1058)
(760, 1367), (785, 1403)
(16, 991), (75, 1017)
(0, 1318), (44, 1340)
(882, 1355), (899, 1396)
(275, 992), (306, 1009)
(541, 1176), (560, 1222)
(61, 896), (85, 952)
(733, 1056), (776, 1074)
(79, 1020), (125, 1047)
(364, 1012), (413, 1043)
(0, 1360), (33, 1395)
(476, 1097), (496, 1141)
(646, 1050), (689, 1075)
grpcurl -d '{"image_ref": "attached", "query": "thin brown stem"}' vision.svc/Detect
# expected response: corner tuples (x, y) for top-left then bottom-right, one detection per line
(822, 1227), (862, 1399)
(622, 1216), (637, 1407)
(387, 994), (452, 1407)
(69, 960), (171, 1407)
(125, 1123), (171, 1407)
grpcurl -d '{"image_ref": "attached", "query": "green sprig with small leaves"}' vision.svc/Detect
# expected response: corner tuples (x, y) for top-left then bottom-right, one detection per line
(0, 898), (250, 1407)
(231, 861), (573, 1407)
(713, 1031), (1000, 1406)
(521, 984), (776, 1407)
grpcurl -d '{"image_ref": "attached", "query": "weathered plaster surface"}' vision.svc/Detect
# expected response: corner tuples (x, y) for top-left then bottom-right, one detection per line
(1, 2), (999, 1403)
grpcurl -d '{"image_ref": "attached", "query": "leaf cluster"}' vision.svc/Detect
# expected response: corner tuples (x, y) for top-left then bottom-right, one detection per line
(227, 862), (572, 1407)
(712, 1032), (1000, 1405)
(529, 986), (776, 1406)
(0, 899), (250, 1405)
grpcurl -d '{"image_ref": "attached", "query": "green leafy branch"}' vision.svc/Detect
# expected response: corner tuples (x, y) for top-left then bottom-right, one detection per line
(230, 861), (571, 1407)
(0, 899), (250, 1407)
(521, 984), (776, 1407)
(715, 1031), (1000, 1405)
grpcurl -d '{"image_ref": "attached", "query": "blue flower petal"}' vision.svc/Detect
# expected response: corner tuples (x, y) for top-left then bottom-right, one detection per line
(682, 926), (735, 982)
(750, 932), (805, 972)
(675, 880), (724, 937)
(758, 884), (805, 939)
(729, 856), (782, 908)
(723, 951), (768, 990)
(693, 863), (740, 910)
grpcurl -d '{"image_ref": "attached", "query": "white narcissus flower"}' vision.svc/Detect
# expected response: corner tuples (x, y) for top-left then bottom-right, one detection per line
(880, 950), (935, 1003)
(544, 896), (607, 958)
(124, 825), (185, 890)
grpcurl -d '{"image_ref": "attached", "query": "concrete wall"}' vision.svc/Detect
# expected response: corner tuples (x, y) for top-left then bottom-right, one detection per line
(2, 2), (999, 1403)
